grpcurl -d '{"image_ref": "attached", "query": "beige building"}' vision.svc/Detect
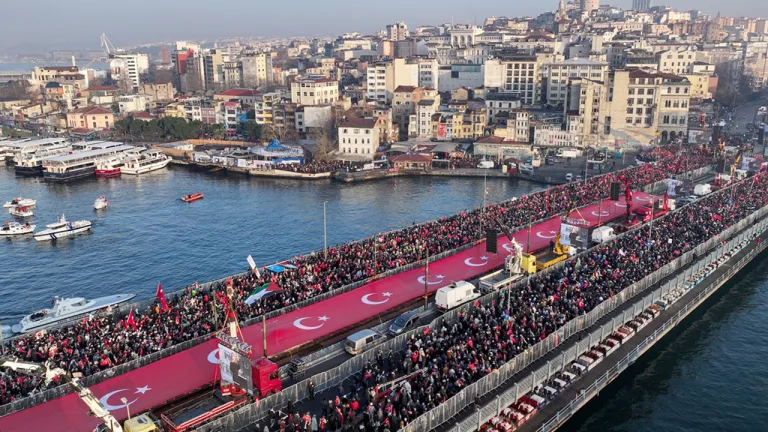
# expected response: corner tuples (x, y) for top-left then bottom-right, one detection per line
(66, 106), (114, 130)
(682, 74), (713, 99)
(484, 56), (540, 105)
(139, 83), (175, 101)
(204, 48), (228, 91)
(387, 22), (409, 41)
(656, 49), (697, 75)
(657, 73), (692, 142)
(339, 118), (380, 159)
(32, 66), (82, 84)
(290, 78), (339, 105)
(546, 59), (608, 106)
(365, 59), (418, 103)
(565, 77), (609, 141)
(242, 52), (273, 88)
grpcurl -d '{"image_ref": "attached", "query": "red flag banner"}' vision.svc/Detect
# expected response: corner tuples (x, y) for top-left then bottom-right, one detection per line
(126, 310), (137, 331)
(156, 283), (169, 312)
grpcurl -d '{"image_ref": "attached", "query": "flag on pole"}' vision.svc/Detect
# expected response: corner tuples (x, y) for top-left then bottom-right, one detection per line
(126, 310), (137, 331)
(244, 281), (282, 305)
(247, 255), (261, 278)
(156, 283), (168, 312)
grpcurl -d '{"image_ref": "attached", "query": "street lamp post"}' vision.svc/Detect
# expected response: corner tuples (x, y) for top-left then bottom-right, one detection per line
(323, 201), (327, 258)
(121, 397), (131, 420)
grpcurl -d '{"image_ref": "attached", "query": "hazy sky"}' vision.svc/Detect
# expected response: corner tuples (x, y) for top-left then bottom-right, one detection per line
(2, 0), (767, 52)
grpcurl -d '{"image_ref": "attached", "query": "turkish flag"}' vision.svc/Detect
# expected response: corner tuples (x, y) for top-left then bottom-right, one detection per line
(156, 283), (168, 312)
(126, 310), (137, 331)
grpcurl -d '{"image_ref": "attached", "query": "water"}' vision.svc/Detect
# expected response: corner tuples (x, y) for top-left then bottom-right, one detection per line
(562, 255), (768, 432)
(0, 62), (110, 72)
(0, 166), (542, 320)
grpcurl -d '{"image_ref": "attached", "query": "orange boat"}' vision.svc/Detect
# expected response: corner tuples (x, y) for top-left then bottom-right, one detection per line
(181, 193), (204, 203)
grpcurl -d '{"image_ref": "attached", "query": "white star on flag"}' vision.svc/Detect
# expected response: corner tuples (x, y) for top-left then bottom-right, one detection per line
(135, 385), (151, 395)
(436, 274), (444, 278)
(383, 292), (392, 297)
(318, 316), (330, 321)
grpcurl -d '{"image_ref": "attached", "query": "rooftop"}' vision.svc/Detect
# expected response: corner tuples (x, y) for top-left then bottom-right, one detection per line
(69, 106), (113, 116)
(394, 85), (417, 93)
(217, 88), (261, 97)
(340, 118), (377, 129)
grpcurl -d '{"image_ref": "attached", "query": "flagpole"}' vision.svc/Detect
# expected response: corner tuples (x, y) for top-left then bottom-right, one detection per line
(424, 245), (429, 311)
(262, 315), (268, 358)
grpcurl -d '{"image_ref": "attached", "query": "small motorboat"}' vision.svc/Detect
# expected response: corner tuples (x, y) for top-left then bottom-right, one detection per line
(0, 221), (35, 236)
(9, 206), (33, 218)
(3, 197), (36, 208)
(34, 215), (92, 241)
(94, 196), (109, 210)
(181, 193), (204, 203)
(9, 294), (137, 334)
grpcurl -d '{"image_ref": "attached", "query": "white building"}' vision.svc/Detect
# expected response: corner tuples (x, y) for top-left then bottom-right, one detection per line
(117, 94), (153, 113)
(242, 52), (273, 88)
(534, 124), (583, 147)
(387, 22), (409, 41)
(110, 52), (150, 90)
(365, 59), (418, 103)
(484, 56), (540, 105)
(290, 78), (339, 105)
(339, 118), (380, 159)
(437, 64), (484, 92)
(656, 49), (697, 75)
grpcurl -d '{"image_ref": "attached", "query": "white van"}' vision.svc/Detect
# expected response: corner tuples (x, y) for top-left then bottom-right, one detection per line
(477, 160), (495, 169)
(591, 226), (616, 244)
(565, 173), (574, 181)
(344, 329), (385, 355)
(435, 281), (481, 311)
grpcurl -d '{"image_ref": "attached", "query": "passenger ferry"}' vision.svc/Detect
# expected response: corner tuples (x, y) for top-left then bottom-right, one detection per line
(120, 148), (171, 175)
(14, 142), (73, 176)
(1, 137), (67, 165)
(95, 155), (126, 177)
(42, 142), (135, 182)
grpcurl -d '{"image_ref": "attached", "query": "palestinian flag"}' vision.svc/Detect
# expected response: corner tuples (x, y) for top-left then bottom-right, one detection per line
(245, 281), (281, 305)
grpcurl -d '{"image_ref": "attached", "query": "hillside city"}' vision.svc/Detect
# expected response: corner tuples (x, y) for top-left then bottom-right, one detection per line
(0, 0), (765, 169)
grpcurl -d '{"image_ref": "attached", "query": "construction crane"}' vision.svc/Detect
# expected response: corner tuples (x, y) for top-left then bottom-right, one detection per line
(101, 33), (117, 55)
(0, 356), (123, 432)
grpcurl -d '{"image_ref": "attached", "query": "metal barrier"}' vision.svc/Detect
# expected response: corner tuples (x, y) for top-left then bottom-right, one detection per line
(0, 164), (709, 416)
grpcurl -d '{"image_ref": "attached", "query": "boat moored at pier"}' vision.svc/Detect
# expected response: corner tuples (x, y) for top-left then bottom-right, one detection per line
(42, 142), (135, 182)
(120, 148), (171, 175)
(13, 142), (73, 176)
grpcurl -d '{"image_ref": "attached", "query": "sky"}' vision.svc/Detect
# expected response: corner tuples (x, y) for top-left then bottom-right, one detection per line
(1, 0), (767, 52)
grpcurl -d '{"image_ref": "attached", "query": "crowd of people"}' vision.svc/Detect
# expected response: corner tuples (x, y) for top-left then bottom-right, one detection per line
(0, 146), (713, 405)
(274, 161), (362, 174)
(275, 170), (768, 432)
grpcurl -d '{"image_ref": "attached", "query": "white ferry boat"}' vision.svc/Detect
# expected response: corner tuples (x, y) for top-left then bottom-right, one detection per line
(0, 138), (32, 162)
(3, 197), (36, 208)
(34, 215), (92, 241)
(95, 155), (126, 177)
(8, 294), (137, 334)
(42, 142), (135, 182)
(0, 221), (35, 236)
(1, 137), (68, 165)
(120, 148), (171, 175)
(14, 142), (73, 176)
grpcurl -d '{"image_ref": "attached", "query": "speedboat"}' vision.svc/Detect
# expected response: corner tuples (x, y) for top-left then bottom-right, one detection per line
(10, 294), (137, 334)
(9, 206), (33, 218)
(3, 197), (36, 208)
(181, 193), (204, 202)
(34, 215), (92, 241)
(0, 221), (35, 236)
(94, 196), (109, 210)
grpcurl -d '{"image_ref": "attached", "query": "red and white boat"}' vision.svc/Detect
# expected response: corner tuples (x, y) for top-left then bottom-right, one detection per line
(181, 193), (204, 203)
(95, 156), (124, 177)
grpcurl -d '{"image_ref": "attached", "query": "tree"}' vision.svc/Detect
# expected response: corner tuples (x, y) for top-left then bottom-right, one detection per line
(242, 120), (262, 141)
(113, 118), (131, 135)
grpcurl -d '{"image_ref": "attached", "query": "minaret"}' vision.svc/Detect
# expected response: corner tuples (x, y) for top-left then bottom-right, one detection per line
(556, 0), (567, 21)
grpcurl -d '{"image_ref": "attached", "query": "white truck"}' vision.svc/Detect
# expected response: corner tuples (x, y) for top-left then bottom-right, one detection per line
(478, 160), (495, 169)
(693, 183), (712, 196)
(435, 281), (481, 311)
(591, 226), (616, 244)
(558, 148), (581, 159)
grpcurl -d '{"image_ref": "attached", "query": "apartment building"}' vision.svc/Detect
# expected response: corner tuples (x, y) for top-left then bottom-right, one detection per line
(387, 22), (409, 41)
(242, 52), (273, 88)
(290, 78), (339, 105)
(117, 94), (153, 114)
(339, 118), (380, 158)
(204, 48), (228, 91)
(545, 59), (608, 106)
(564, 77), (608, 140)
(484, 55), (540, 105)
(109, 52), (150, 90)
(485, 91), (524, 122)
(365, 59), (419, 103)
(66, 106), (114, 130)
(656, 49), (697, 75)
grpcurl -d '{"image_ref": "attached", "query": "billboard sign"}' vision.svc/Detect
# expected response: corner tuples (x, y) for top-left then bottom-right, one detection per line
(560, 223), (586, 248)
(437, 123), (448, 139)
(217, 331), (253, 395)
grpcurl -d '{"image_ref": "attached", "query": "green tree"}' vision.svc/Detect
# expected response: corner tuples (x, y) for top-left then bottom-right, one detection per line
(129, 118), (146, 136)
(242, 120), (262, 141)
(210, 123), (225, 139)
(114, 119), (131, 135)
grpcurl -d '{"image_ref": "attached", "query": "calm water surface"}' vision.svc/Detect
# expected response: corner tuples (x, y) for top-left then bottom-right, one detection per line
(0, 166), (541, 319)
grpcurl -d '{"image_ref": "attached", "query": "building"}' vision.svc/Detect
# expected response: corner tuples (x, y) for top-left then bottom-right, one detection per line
(656, 73), (692, 142)
(214, 88), (262, 106)
(580, 0), (599, 13)
(656, 49), (697, 75)
(223, 61), (243, 88)
(632, 0), (651, 10)
(290, 78), (339, 105)
(387, 22), (409, 41)
(32, 66), (81, 84)
(437, 64), (484, 93)
(339, 118), (380, 159)
(415, 98), (440, 138)
(534, 124), (582, 147)
(109, 52), (150, 90)
(545, 59), (608, 106)
(365, 59), (419, 104)
(564, 77), (608, 141)
(65, 106), (114, 130)
(242, 52), (273, 88)
(117, 94), (153, 114)
(296, 105), (332, 134)
(204, 48), (228, 91)
(183, 54), (206, 92)
(484, 56), (540, 105)
(139, 83), (175, 101)
(222, 102), (245, 131)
